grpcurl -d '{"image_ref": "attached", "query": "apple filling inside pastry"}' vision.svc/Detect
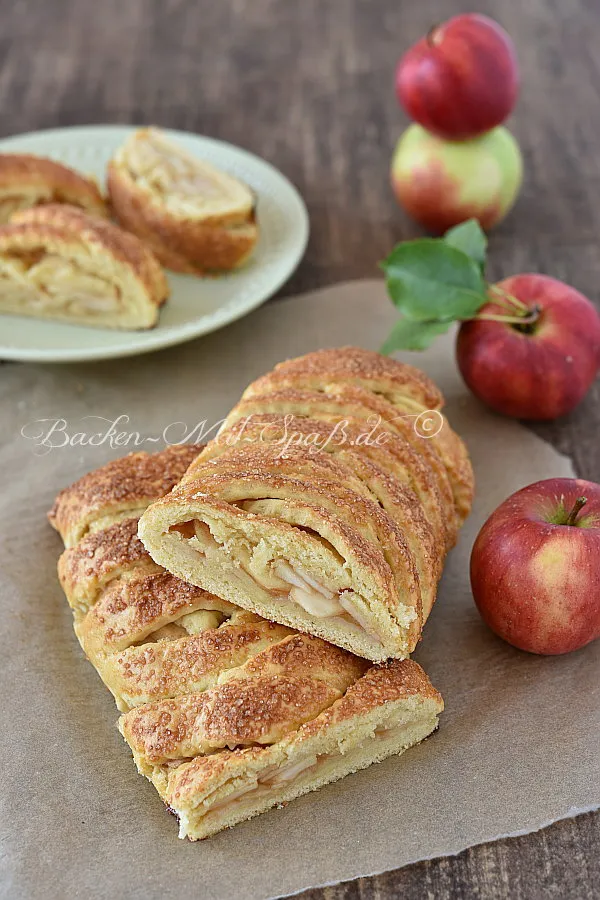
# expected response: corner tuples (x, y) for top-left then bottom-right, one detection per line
(154, 695), (442, 840)
(0, 250), (125, 317)
(116, 128), (255, 222)
(163, 511), (417, 661)
(0, 205), (167, 329)
(107, 128), (259, 275)
(138, 349), (474, 663)
(196, 718), (418, 821)
(189, 519), (378, 631)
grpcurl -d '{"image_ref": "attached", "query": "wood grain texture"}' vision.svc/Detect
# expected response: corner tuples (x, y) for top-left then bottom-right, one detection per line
(0, 0), (598, 897)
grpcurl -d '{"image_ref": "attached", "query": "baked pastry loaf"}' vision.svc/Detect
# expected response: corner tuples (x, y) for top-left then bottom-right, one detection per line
(107, 127), (258, 275)
(0, 153), (107, 222)
(138, 348), (474, 661)
(50, 446), (443, 840)
(0, 204), (168, 329)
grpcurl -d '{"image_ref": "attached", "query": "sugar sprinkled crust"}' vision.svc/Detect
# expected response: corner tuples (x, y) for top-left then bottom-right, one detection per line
(49, 444), (202, 546)
(51, 444), (443, 840)
(0, 153), (107, 221)
(243, 345), (445, 412)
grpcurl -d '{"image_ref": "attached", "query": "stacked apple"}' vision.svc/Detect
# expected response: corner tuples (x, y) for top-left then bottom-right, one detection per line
(391, 14), (523, 233)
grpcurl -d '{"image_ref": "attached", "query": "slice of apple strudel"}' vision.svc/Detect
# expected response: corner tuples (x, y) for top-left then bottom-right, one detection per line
(0, 204), (168, 329)
(0, 153), (107, 222)
(138, 347), (474, 662)
(50, 446), (443, 841)
(107, 127), (258, 275)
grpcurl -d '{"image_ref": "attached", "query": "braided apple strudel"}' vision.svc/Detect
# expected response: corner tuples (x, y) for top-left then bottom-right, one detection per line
(0, 204), (168, 329)
(107, 127), (258, 275)
(50, 446), (443, 840)
(138, 348), (474, 661)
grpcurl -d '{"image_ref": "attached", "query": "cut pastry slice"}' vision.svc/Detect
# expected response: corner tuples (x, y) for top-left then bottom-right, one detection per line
(139, 446), (425, 661)
(121, 654), (442, 841)
(196, 418), (444, 615)
(0, 153), (107, 222)
(107, 127), (258, 274)
(139, 348), (474, 661)
(0, 204), (168, 329)
(51, 446), (443, 840)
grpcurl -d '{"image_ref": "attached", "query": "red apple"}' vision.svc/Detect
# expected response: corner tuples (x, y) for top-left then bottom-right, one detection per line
(390, 124), (522, 233)
(471, 478), (600, 655)
(396, 14), (519, 140)
(457, 274), (600, 420)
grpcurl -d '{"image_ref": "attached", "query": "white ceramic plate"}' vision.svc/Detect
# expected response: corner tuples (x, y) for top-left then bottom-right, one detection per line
(0, 125), (309, 362)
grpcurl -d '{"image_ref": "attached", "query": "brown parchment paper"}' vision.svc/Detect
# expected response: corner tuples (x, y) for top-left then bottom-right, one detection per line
(0, 281), (598, 900)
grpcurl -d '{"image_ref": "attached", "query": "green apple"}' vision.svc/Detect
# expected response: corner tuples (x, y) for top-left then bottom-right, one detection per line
(390, 124), (523, 233)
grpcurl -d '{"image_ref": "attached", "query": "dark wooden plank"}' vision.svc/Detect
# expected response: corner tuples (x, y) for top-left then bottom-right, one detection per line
(0, 0), (598, 897)
(298, 811), (600, 900)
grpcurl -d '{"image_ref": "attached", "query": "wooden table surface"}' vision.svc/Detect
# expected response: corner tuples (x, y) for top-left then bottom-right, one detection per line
(1, 0), (598, 897)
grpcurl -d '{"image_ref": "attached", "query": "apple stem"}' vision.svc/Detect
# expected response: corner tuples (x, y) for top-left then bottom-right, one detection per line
(488, 284), (530, 314)
(426, 23), (442, 47)
(565, 496), (588, 526)
(483, 294), (518, 315)
(474, 311), (539, 326)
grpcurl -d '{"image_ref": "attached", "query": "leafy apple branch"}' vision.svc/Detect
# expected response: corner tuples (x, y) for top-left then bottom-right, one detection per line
(380, 219), (539, 352)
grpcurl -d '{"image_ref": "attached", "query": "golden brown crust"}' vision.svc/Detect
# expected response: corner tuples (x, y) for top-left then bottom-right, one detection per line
(123, 675), (343, 763)
(220, 632), (368, 693)
(243, 346), (444, 412)
(49, 444), (202, 546)
(107, 128), (258, 275)
(202, 413), (453, 550)
(234, 347), (474, 525)
(77, 572), (230, 657)
(107, 617), (293, 706)
(165, 657), (442, 808)
(52, 445), (443, 841)
(57, 517), (162, 615)
(121, 634), (368, 763)
(301, 658), (442, 735)
(0, 153), (107, 221)
(223, 385), (467, 527)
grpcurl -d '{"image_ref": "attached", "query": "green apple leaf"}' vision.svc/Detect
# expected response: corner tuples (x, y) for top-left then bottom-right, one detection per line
(381, 239), (487, 322)
(380, 317), (454, 354)
(443, 219), (488, 272)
